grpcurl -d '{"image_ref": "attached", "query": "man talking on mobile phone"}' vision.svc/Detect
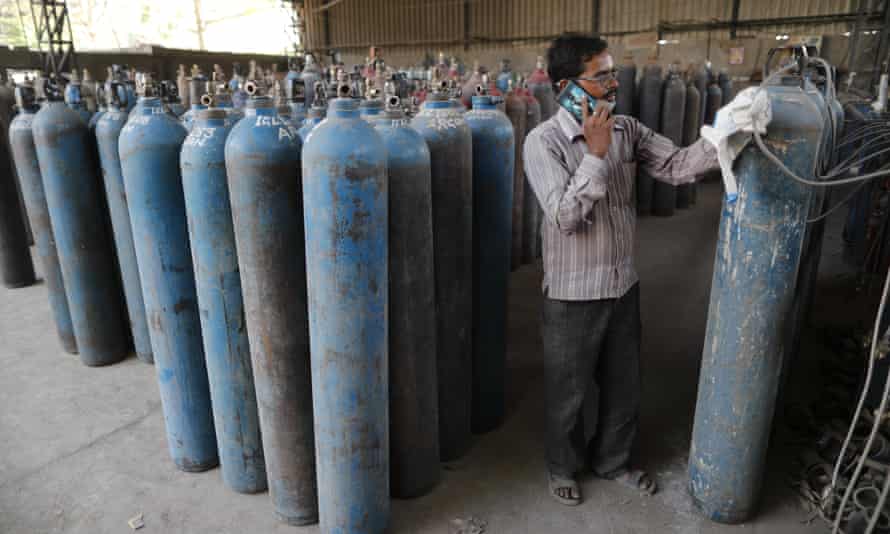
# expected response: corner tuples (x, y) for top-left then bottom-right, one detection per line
(523, 33), (719, 506)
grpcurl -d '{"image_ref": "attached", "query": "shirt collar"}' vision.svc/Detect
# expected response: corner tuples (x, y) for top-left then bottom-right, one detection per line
(556, 107), (583, 141)
(556, 106), (625, 143)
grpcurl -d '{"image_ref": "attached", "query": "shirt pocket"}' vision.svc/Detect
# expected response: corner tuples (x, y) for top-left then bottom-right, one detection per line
(610, 160), (636, 207)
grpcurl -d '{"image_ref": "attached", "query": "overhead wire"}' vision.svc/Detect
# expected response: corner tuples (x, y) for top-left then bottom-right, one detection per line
(836, 122), (890, 150)
(829, 140), (890, 175)
(825, 143), (890, 179)
(806, 180), (871, 223)
(752, 130), (890, 187)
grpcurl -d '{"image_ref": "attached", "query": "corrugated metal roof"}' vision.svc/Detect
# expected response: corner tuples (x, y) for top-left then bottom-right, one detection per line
(302, 0), (863, 53)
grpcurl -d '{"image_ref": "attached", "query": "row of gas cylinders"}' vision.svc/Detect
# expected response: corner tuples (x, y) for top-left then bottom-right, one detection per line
(615, 62), (733, 216)
(2, 75), (554, 532)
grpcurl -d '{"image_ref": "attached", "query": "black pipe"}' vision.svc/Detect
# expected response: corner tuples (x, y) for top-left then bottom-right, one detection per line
(730, 0), (741, 39)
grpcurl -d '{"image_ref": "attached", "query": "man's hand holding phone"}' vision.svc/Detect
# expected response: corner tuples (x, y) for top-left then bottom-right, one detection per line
(582, 101), (614, 159)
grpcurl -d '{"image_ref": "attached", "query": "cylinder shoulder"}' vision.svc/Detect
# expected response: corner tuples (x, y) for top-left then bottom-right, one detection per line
(765, 86), (825, 134)
(411, 109), (472, 140)
(225, 115), (301, 158)
(95, 110), (129, 138)
(466, 108), (513, 126)
(182, 124), (231, 158)
(32, 103), (87, 135)
(303, 116), (385, 160)
(376, 122), (431, 163)
(118, 113), (188, 153)
(10, 113), (34, 133)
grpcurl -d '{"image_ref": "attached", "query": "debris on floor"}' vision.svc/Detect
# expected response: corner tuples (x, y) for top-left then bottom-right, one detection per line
(450, 516), (486, 534)
(128, 512), (144, 530)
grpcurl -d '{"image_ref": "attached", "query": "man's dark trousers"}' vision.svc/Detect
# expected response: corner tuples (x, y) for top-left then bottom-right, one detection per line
(542, 283), (641, 478)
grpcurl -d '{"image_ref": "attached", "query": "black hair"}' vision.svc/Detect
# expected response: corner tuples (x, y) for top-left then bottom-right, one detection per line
(546, 33), (609, 83)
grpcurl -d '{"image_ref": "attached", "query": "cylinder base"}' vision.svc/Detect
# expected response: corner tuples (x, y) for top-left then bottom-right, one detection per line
(276, 511), (319, 526)
(174, 459), (219, 473)
(689, 488), (752, 524)
(392, 474), (441, 500)
(59, 334), (78, 355)
(2, 276), (37, 289)
(81, 352), (128, 367)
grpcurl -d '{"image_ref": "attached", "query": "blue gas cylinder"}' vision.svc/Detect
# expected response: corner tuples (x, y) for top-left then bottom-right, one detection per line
(411, 90), (474, 461)
(87, 109), (105, 131)
(504, 86), (526, 270)
(225, 95), (318, 525)
(303, 97), (389, 534)
(64, 81), (93, 124)
(496, 70), (512, 94)
(32, 100), (129, 365)
(688, 80), (821, 523)
(276, 104), (294, 124)
(653, 70), (686, 217)
(466, 95), (515, 433)
(0, 90), (36, 289)
(119, 96), (217, 471)
(181, 107), (266, 494)
(298, 105), (325, 142)
(8, 92), (70, 345)
(95, 90), (153, 364)
(615, 60), (637, 117)
(373, 97), (440, 498)
(520, 87), (542, 264)
(705, 82), (723, 126)
(124, 82), (137, 112)
(785, 75), (841, 387)
(360, 98), (383, 121)
(113, 83), (128, 110)
(637, 64), (663, 215)
(693, 64), (709, 128)
(66, 99), (93, 124)
(181, 105), (204, 131)
(168, 101), (186, 117)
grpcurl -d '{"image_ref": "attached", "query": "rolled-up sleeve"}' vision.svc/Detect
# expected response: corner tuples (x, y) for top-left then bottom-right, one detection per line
(636, 122), (719, 185)
(523, 130), (607, 234)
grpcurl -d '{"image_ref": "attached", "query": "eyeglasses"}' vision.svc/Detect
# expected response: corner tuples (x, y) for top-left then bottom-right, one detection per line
(575, 68), (619, 86)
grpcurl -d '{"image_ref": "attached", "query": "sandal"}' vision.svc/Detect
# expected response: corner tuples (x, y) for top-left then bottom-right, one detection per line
(601, 468), (658, 496)
(549, 473), (582, 506)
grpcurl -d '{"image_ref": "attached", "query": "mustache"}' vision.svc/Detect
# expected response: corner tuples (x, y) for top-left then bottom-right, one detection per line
(604, 89), (618, 99)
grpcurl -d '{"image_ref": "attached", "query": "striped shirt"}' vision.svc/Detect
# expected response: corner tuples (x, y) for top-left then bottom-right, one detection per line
(523, 107), (718, 301)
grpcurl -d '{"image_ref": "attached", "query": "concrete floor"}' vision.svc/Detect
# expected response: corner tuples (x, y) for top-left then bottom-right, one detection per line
(0, 181), (824, 533)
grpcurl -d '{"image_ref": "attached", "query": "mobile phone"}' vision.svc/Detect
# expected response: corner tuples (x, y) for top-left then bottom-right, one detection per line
(556, 80), (614, 124)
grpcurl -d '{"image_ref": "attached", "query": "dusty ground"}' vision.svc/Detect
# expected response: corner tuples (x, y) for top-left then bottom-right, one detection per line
(0, 181), (826, 533)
